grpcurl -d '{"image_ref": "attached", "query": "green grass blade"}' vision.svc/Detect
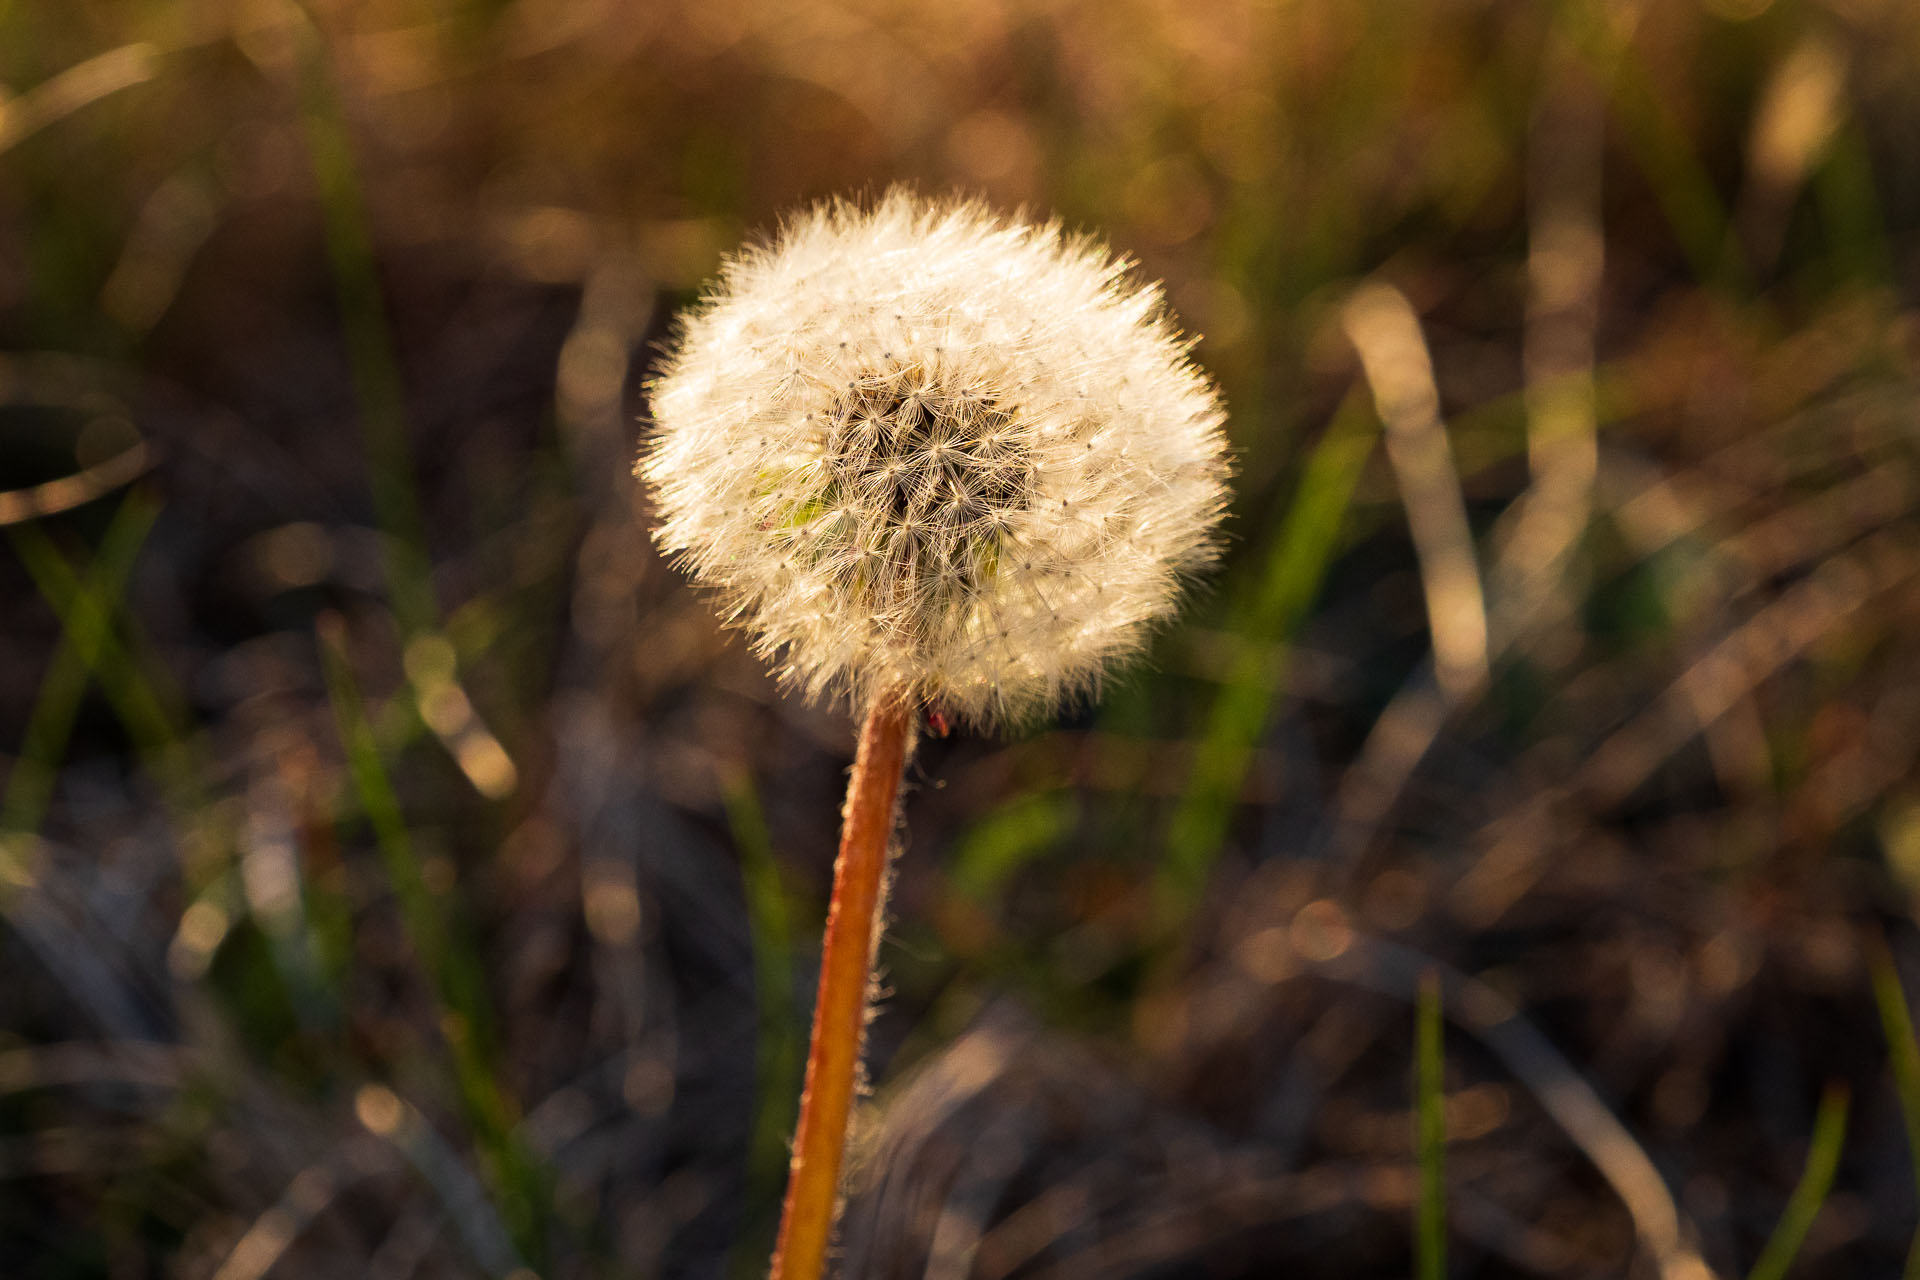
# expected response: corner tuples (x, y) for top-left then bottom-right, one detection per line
(1415, 968), (1446, 1280)
(7, 499), (343, 1024)
(289, 13), (435, 636)
(1162, 387), (1376, 906)
(3, 490), (160, 835)
(1747, 1084), (1849, 1280)
(8, 495), (194, 807)
(318, 616), (458, 1030)
(1555, 0), (1745, 295)
(1867, 940), (1920, 1280)
(722, 772), (803, 1275)
(950, 789), (1076, 904)
(1870, 942), (1920, 1190)
(317, 614), (545, 1266)
(1814, 120), (1895, 292)
(288, 19), (530, 806)
(723, 775), (800, 1167)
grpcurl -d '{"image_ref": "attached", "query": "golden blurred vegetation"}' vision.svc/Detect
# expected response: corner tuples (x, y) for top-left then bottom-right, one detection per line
(7, 0), (1920, 1276)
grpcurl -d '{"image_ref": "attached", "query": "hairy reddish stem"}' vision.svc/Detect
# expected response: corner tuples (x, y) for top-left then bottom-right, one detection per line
(770, 697), (914, 1280)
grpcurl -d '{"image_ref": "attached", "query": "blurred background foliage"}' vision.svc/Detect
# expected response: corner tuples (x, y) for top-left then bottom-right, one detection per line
(6, 0), (1920, 1275)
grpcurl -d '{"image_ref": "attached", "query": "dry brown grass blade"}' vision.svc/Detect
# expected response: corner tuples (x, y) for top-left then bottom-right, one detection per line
(1321, 285), (1488, 876)
(208, 1143), (389, 1280)
(1279, 912), (1717, 1280)
(1343, 283), (1488, 704)
(0, 1041), (185, 1093)
(1581, 532), (1917, 810)
(0, 443), (155, 527)
(0, 43), (158, 154)
(1488, 19), (1604, 651)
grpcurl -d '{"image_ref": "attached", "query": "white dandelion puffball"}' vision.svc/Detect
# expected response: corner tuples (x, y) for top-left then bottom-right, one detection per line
(641, 190), (1230, 729)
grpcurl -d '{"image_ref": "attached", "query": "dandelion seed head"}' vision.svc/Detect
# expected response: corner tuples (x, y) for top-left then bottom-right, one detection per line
(641, 189), (1230, 729)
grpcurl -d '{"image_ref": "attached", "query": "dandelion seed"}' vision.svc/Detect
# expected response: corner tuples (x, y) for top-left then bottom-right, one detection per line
(642, 188), (1229, 730)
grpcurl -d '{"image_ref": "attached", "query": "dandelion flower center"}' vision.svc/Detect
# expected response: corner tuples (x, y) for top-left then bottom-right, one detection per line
(642, 190), (1230, 729)
(791, 367), (1030, 619)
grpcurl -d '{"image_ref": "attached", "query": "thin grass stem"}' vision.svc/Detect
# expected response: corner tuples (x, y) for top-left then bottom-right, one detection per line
(1866, 939), (1920, 1280)
(316, 614), (545, 1266)
(724, 772), (804, 1272)
(8, 495), (194, 807)
(1747, 1084), (1848, 1280)
(289, 11), (435, 637)
(1163, 386), (1374, 904)
(3, 491), (159, 835)
(1415, 968), (1447, 1280)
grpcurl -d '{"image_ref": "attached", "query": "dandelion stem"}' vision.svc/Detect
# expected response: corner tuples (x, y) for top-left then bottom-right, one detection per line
(770, 695), (914, 1280)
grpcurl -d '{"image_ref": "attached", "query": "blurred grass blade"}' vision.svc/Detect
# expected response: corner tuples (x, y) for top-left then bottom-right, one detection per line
(1555, 0), (1744, 293)
(287, 9), (526, 806)
(722, 773), (802, 1195)
(1334, 932), (1702, 1274)
(400, 634), (520, 800)
(1867, 940), (1920, 1280)
(0, 439), (154, 526)
(1747, 1084), (1848, 1280)
(9, 496), (243, 981)
(353, 1084), (527, 1279)
(1814, 120), (1895, 290)
(1345, 283), (1487, 702)
(207, 1156), (350, 1280)
(7, 493), (195, 807)
(3, 490), (160, 837)
(318, 616), (456, 1027)
(952, 789), (1076, 904)
(1163, 387), (1375, 904)
(0, 42), (157, 154)
(289, 11), (435, 636)
(317, 614), (547, 1263)
(1416, 968), (1446, 1280)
